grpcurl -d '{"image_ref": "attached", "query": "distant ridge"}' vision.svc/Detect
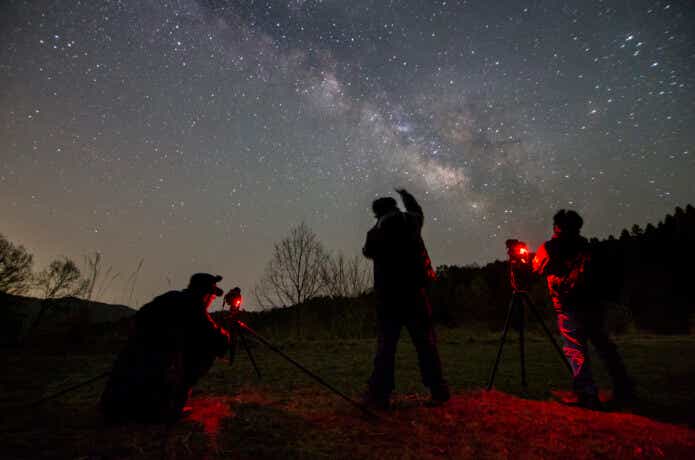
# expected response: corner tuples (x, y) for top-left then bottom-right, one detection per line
(0, 292), (135, 322)
(0, 292), (136, 345)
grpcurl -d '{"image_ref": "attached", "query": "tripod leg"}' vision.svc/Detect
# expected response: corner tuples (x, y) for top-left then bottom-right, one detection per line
(30, 371), (111, 407)
(239, 331), (262, 380)
(519, 301), (527, 388)
(229, 328), (238, 366)
(487, 296), (516, 390)
(524, 296), (573, 376)
(234, 320), (379, 420)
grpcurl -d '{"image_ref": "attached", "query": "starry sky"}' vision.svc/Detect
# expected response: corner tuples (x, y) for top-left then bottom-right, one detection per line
(1, 0), (693, 308)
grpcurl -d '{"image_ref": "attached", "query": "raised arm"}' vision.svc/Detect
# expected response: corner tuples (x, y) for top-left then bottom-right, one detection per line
(396, 188), (424, 227)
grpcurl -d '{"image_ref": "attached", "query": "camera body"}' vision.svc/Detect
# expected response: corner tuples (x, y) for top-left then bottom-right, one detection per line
(224, 287), (243, 314)
(505, 239), (534, 291)
(506, 239), (531, 265)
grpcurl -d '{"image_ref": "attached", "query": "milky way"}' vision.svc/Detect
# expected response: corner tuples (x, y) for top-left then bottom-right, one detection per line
(1, 0), (693, 306)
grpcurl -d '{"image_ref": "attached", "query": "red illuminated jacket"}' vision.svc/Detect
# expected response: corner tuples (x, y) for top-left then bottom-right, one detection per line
(533, 234), (594, 310)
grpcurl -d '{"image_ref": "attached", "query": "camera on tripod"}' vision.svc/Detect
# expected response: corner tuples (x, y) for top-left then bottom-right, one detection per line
(487, 239), (574, 390)
(505, 239), (533, 292)
(505, 239), (531, 265)
(224, 287), (243, 315)
(217, 287), (376, 417)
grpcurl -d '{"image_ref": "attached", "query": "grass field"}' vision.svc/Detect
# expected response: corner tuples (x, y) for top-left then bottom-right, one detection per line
(1, 330), (694, 459)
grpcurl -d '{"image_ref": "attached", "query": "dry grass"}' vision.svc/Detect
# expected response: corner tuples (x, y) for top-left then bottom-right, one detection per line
(2, 389), (693, 459)
(1, 333), (694, 459)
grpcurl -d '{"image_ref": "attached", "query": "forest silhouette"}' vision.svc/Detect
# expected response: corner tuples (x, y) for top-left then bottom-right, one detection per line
(229, 204), (695, 339)
(2, 205), (694, 343)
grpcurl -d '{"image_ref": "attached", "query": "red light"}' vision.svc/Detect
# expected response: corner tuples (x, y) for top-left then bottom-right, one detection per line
(513, 244), (530, 265)
(234, 296), (242, 308)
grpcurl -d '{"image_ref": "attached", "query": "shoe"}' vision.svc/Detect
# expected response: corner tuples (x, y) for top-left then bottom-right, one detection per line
(166, 405), (193, 422)
(613, 382), (637, 401)
(577, 393), (603, 411)
(611, 388), (638, 408)
(427, 384), (451, 407)
(550, 389), (578, 405)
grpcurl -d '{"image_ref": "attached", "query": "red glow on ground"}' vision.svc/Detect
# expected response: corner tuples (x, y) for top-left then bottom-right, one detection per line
(173, 389), (694, 458)
(187, 396), (236, 450)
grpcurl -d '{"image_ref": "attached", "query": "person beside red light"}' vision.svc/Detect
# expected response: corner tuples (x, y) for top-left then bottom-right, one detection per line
(362, 188), (449, 410)
(532, 210), (634, 410)
(101, 273), (234, 423)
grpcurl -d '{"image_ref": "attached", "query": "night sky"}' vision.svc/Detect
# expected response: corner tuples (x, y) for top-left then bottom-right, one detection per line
(1, 0), (693, 307)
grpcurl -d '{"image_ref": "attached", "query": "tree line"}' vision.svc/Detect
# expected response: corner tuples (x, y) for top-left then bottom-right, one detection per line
(0, 237), (85, 299)
(3, 205), (694, 339)
(0, 240), (143, 338)
(432, 204), (695, 334)
(252, 222), (372, 308)
(0, 240), (143, 303)
(241, 205), (695, 338)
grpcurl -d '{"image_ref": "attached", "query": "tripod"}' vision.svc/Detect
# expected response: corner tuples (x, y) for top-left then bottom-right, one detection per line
(228, 320), (263, 379)
(221, 298), (378, 419)
(227, 317), (378, 418)
(487, 287), (573, 390)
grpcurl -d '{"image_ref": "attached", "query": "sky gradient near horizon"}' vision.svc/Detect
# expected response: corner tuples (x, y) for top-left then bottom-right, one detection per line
(1, 0), (693, 307)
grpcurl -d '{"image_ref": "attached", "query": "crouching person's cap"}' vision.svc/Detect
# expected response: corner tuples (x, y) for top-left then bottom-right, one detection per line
(188, 273), (224, 296)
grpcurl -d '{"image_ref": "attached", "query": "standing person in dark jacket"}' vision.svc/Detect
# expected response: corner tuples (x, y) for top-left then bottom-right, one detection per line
(101, 273), (232, 423)
(533, 210), (634, 410)
(362, 188), (449, 409)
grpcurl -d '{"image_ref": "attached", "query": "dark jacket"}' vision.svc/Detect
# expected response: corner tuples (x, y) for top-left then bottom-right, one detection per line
(363, 192), (435, 294)
(135, 290), (229, 357)
(101, 290), (229, 422)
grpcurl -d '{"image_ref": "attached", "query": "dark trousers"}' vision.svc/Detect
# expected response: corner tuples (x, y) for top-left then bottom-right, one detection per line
(368, 288), (447, 398)
(101, 344), (216, 423)
(556, 305), (632, 397)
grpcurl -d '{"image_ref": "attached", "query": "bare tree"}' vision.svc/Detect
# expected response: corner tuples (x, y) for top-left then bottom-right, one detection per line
(254, 222), (329, 308)
(124, 258), (144, 307)
(34, 257), (87, 299)
(0, 233), (34, 295)
(83, 252), (120, 302)
(83, 252), (101, 300)
(26, 257), (88, 340)
(321, 251), (373, 298)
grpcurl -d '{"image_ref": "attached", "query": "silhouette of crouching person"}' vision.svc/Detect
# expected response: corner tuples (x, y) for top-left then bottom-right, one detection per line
(101, 273), (232, 423)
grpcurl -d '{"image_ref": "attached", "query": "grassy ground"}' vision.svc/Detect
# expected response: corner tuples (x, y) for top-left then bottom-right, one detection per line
(1, 330), (694, 459)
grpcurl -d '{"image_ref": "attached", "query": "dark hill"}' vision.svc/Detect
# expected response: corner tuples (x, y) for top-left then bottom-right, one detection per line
(0, 292), (135, 346)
